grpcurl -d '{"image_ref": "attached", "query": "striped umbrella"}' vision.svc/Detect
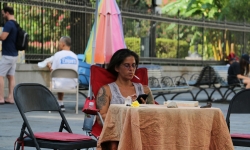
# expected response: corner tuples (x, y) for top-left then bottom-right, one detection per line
(84, 0), (126, 64)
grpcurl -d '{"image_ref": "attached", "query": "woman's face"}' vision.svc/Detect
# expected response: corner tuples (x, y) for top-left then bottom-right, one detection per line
(115, 56), (137, 80)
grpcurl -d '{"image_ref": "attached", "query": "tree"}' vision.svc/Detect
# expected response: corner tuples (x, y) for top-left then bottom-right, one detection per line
(161, 0), (231, 60)
(220, 0), (250, 54)
(221, 0), (250, 22)
(4, 2), (71, 54)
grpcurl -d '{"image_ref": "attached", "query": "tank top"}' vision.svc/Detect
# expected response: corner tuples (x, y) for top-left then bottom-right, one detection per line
(108, 82), (145, 104)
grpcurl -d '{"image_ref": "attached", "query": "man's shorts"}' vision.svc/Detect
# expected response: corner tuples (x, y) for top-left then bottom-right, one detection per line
(52, 78), (78, 89)
(0, 55), (18, 76)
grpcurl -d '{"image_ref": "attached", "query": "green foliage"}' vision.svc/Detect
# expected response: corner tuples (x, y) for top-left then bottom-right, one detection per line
(162, 0), (228, 19)
(189, 44), (214, 60)
(160, 0), (230, 60)
(125, 37), (141, 55)
(161, 0), (189, 17)
(124, 19), (150, 38)
(156, 22), (177, 39)
(186, 0), (224, 19)
(122, 0), (151, 11)
(5, 0), (247, 60)
(221, 0), (250, 22)
(130, 0), (150, 10)
(156, 38), (189, 58)
(125, 37), (191, 59)
(7, 3), (70, 54)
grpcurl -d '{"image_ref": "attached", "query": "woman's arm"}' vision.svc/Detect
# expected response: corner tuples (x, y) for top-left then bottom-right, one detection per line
(143, 85), (154, 104)
(237, 74), (250, 80)
(96, 85), (111, 125)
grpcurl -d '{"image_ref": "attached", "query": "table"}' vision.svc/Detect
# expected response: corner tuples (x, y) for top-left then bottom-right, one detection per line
(97, 104), (233, 150)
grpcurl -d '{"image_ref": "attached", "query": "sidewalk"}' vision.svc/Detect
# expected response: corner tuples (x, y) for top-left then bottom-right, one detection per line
(0, 89), (249, 150)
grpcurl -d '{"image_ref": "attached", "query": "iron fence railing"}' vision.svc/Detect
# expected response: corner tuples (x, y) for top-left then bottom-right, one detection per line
(139, 57), (226, 66)
(25, 54), (226, 66)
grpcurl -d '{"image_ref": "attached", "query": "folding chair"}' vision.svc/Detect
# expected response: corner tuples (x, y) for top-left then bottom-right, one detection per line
(14, 83), (97, 150)
(50, 68), (79, 114)
(83, 65), (150, 139)
(226, 89), (250, 147)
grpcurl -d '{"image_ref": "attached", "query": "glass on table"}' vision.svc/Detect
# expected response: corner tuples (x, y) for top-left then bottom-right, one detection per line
(124, 96), (132, 106)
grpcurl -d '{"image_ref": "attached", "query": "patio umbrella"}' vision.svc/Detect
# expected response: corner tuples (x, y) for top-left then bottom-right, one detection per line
(84, 0), (126, 64)
(83, 0), (126, 99)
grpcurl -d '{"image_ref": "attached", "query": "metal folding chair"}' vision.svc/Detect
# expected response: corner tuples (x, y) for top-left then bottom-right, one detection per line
(50, 68), (79, 114)
(14, 83), (96, 150)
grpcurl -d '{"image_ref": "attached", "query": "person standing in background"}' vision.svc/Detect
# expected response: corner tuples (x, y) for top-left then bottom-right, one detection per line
(0, 6), (18, 104)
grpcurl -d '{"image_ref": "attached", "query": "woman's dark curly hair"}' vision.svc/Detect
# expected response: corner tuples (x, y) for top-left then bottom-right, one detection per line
(107, 49), (139, 77)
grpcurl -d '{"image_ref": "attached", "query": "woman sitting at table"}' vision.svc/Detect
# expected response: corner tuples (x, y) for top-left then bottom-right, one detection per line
(96, 49), (154, 149)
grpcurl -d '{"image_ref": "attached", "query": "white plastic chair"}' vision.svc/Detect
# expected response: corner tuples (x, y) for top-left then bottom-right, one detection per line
(50, 68), (79, 114)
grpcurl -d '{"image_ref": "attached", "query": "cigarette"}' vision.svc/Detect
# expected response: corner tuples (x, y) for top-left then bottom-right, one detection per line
(134, 75), (140, 80)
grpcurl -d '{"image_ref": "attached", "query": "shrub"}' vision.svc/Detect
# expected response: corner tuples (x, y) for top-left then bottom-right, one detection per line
(156, 38), (189, 58)
(124, 37), (213, 59)
(125, 37), (141, 55)
(189, 44), (213, 60)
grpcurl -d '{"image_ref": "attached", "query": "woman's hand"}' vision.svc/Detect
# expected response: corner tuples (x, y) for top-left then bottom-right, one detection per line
(130, 94), (146, 104)
(143, 85), (155, 104)
(139, 97), (146, 104)
(130, 94), (137, 102)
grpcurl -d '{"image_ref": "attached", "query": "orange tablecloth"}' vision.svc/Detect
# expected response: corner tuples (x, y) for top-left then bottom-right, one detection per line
(97, 104), (233, 150)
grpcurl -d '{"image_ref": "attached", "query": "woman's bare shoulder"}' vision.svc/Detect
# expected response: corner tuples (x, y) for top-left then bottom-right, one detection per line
(97, 84), (111, 96)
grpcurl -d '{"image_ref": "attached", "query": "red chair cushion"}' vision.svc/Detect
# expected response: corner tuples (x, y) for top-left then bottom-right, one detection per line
(90, 65), (148, 97)
(231, 133), (250, 139)
(34, 132), (92, 141)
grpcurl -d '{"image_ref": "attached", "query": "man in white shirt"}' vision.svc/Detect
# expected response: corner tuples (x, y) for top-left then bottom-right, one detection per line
(47, 36), (79, 111)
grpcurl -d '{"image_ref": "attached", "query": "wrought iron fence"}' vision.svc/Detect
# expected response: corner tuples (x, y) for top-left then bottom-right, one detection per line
(0, 0), (96, 62)
(0, 0), (250, 65)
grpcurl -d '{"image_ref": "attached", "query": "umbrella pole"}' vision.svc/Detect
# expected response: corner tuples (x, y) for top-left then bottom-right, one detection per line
(88, 0), (99, 99)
